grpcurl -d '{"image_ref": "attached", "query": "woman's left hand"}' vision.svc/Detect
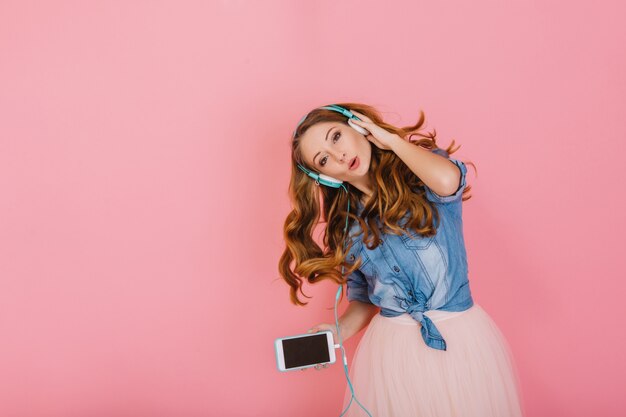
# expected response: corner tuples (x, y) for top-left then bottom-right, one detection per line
(349, 110), (402, 151)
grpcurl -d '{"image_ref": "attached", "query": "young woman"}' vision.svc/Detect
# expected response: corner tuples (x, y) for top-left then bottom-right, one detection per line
(278, 103), (526, 416)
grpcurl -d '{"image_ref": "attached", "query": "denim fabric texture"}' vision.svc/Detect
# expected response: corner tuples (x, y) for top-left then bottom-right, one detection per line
(345, 148), (474, 351)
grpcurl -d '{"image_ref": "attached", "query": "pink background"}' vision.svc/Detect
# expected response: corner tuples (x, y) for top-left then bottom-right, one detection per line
(1, 1), (625, 416)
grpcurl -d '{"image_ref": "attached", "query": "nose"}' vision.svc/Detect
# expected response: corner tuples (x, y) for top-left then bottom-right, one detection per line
(331, 150), (346, 163)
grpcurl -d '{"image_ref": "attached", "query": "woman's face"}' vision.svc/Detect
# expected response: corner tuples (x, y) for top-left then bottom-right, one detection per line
(298, 121), (372, 183)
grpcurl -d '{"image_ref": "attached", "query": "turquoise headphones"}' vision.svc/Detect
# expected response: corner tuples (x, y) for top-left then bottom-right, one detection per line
(292, 104), (373, 417)
(293, 104), (370, 189)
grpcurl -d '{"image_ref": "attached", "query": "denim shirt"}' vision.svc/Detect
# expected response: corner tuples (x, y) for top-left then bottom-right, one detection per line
(345, 149), (474, 351)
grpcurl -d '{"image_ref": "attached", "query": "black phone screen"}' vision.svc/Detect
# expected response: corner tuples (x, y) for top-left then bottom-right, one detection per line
(282, 333), (331, 369)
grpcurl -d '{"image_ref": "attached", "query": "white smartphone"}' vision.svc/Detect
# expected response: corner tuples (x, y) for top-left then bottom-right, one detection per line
(275, 331), (337, 372)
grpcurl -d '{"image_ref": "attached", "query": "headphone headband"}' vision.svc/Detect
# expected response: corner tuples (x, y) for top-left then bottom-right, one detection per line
(292, 104), (357, 139)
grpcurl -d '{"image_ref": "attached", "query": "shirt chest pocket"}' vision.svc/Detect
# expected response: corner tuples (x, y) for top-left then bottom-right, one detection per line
(399, 228), (447, 291)
(400, 228), (435, 249)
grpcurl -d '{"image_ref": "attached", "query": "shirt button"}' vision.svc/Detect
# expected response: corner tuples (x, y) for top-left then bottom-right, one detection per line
(393, 266), (400, 272)
(378, 239), (383, 245)
(349, 254), (355, 261)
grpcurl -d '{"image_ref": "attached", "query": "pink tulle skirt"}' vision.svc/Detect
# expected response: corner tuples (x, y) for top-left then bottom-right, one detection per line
(341, 303), (526, 417)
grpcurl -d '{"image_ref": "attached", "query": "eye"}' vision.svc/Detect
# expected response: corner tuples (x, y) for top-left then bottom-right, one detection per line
(320, 131), (341, 167)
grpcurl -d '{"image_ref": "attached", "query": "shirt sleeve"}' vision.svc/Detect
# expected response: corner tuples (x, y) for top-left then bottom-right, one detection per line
(424, 148), (468, 204)
(346, 268), (373, 304)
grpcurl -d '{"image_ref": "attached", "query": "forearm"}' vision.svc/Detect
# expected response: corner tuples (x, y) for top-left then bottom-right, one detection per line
(389, 135), (460, 197)
(338, 300), (380, 341)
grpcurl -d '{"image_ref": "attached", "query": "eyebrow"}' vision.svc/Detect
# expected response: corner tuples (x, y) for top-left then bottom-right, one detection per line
(313, 127), (334, 166)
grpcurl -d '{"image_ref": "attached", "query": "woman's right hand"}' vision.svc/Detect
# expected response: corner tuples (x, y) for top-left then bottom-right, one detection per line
(305, 323), (343, 371)
(305, 302), (378, 372)
(307, 322), (340, 343)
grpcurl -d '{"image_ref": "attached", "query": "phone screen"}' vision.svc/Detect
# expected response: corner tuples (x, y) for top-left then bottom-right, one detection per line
(282, 333), (330, 369)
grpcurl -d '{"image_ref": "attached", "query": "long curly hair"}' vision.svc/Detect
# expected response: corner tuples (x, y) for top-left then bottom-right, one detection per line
(278, 102), (475, 306)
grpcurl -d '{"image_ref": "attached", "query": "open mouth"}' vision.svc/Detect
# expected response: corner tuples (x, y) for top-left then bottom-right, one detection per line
(349, 157), (359, 170)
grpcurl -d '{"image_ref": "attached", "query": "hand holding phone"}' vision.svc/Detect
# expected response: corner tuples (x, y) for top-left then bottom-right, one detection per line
(305, 323), (339, 371)
(307, 322), (338, 341)
(275, 330), (337, 372)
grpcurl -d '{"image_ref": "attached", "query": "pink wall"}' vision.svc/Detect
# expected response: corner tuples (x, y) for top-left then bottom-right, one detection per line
(1, 1), (624, 416)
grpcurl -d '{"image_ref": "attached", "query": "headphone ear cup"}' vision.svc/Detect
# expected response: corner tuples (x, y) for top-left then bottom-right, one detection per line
(318, 173), (343, 188)
(347, 118), (370, 136)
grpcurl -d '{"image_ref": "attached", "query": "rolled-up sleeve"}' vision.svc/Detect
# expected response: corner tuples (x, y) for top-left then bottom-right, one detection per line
(346, 268), (372, 304)
(424, 149), (468, 204)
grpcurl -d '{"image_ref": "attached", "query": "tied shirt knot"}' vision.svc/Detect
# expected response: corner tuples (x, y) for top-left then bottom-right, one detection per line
(394, 292), (448, 351)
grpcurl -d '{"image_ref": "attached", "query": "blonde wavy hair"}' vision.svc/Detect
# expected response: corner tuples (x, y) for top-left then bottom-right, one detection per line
(278, 102), (475, 306)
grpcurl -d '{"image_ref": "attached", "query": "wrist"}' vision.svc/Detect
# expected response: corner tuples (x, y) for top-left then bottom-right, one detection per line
(337, 320), (353, 340)
(389, 134), (406, 153)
